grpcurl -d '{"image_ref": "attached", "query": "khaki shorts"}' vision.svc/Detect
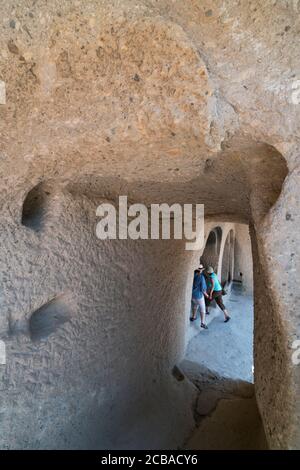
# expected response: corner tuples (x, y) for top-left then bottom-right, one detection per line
(205, 290), (226, 311)
(192, 296), (206, 313)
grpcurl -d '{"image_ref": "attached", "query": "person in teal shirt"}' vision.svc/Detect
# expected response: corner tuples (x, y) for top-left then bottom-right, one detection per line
(205, 266), (230, 322)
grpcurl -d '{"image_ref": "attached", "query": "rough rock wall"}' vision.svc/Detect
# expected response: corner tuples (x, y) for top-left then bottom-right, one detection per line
(0, 187), (199, 449)
(0, 0), (299, 449)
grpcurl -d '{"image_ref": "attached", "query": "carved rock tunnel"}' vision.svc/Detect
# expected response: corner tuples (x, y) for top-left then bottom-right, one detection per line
(0, 138), (294, 449)
(0, 0), (299, 450)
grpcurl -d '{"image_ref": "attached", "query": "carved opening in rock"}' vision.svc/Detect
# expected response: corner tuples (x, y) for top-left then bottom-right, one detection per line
(29, 295), (71, 342)
(221, 230), (234, 287)
(189, 223), (254, 381)
(21, 182), (51, 231)
(201, 227), (222, 270)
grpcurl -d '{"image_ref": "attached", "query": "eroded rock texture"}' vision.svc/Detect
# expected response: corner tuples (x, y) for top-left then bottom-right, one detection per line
(0, 0), (299, 449)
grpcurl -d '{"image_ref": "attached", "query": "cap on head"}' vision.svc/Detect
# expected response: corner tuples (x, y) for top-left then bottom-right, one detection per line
(198, 264), (204, 270)
(207, 266), (214, 274)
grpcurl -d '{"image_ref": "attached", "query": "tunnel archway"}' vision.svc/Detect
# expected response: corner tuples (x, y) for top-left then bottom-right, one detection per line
(1, 139), (291, 450)
(221, 229), (234, 287)
(201, 227), (222, 272)
(187, 221), (254, 380)
(0, 0), (297, 450)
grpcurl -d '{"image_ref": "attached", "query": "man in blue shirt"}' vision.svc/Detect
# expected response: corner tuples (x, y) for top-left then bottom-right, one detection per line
(191, 264), (209, 329)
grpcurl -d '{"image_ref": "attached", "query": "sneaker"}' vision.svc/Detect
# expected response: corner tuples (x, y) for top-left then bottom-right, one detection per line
(224, 316), (231, 323)
(201, 323), (208, 329)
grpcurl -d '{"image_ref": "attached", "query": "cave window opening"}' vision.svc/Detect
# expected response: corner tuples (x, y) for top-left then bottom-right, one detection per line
(21, 182), (51, 231)
(200, 227), (222, 272)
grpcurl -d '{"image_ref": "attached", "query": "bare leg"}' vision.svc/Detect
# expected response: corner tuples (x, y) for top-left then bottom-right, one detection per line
(200, 309), (208, 328)
(205, 296), (210, 315)
(223, 309), (230, 322)
(191, 303), (198, 320)
(200, 298), (208, 328)
(215, 295), (230, 321)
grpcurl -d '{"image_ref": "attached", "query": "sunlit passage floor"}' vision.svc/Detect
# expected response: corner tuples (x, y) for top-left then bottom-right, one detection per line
(186, 284), (254, 382)
(180, 285), (267, 449)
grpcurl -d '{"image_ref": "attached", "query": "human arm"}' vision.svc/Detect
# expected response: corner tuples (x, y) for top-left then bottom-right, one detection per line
(202, 276), (209, 298)
(209, 278), (215, 299)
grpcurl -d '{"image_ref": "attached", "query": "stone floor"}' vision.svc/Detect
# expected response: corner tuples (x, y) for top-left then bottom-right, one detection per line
(181, 284), (268, 449)
(186, 283), (254, 382)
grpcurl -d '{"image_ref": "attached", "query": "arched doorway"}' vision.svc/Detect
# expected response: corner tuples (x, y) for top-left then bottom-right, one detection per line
(221, 230), (234, 287)
(201, 227), (222, 271)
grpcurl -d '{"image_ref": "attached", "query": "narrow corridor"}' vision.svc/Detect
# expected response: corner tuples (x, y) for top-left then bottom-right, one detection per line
(186, 283), (253, 382)
(181, 284), (266, 449)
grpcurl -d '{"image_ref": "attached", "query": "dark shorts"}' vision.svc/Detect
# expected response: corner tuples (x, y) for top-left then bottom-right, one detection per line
(205, 290), (226, 311)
